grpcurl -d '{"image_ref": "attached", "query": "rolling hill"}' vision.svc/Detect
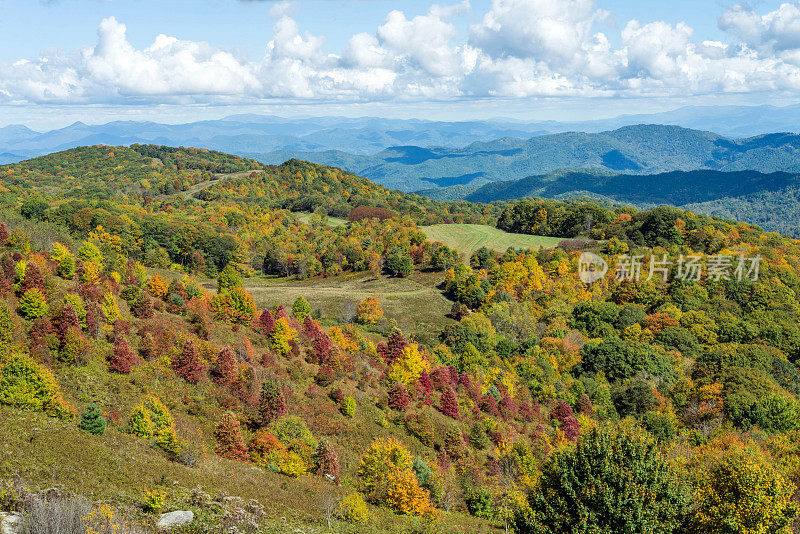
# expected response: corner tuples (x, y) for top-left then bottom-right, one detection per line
(256, 125), (800, 192)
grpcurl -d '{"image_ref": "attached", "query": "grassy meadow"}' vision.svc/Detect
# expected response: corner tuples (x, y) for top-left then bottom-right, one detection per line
(421, 224), (561, 259)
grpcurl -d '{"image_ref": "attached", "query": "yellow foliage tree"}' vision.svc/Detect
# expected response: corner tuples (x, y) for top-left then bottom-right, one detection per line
(385, 469), (438, 518)
(271, 317), (298, 356)
(691, 444), (797, 534)
(388, 344), (430, 385)
(357, 297), (383, 325)
(148, 275), (169, 299)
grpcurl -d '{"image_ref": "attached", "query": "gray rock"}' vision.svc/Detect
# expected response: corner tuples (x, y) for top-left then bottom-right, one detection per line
(0, 513), (21, 534)
(156, 510), (194, 529)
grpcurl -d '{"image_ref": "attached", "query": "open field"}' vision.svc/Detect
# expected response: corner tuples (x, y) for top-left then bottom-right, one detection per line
(294, 212), (348, 227)
(421, 224), (562, 258)
(244, 271), (454, 344)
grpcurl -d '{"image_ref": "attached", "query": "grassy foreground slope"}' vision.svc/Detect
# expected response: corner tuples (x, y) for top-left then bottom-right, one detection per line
(421, 224), (562, 258)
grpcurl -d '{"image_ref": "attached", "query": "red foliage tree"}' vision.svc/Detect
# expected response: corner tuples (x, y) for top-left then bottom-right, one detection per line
(108, 335), (139, 373)
(348, 205), (396, 222)
(258, 309), (274, 334)
(57, 304), (81, 341)
(214, 411), (249, 461)
(275, 305), (288, 321)
(388, 382), (411, 411)
(517, 400), (534, 422)
(173, 339), (206, 384)
(430, 366), (451, 391)
(377, 328), (409, 365)
(417, 370), (433, 405)
(500, 395), (517, 420)
(20, 263), (45, 294)
(440, 386), (459, 419)
(314, 438), (340, 480)
(214, 346), (237, 385)
(480, 394), (500, 416)
(552, 401), (580, 441)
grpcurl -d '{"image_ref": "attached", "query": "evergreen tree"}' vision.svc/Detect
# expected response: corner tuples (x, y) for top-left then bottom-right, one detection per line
(79, 404), (107, 435)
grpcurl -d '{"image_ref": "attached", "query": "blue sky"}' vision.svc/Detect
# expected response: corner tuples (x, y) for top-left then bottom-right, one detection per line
(0, 0), (798, 128)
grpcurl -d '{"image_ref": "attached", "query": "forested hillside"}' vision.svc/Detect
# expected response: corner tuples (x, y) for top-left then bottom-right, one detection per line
(257, 125), (800, 192)
(425, 168), (800, 237)
(3, 146), (800, 534)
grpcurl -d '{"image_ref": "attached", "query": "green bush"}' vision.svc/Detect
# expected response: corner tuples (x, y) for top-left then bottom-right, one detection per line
(515, 423), (689, 534)
(19, 288), (49, 319)
(341, 396), (356, 418)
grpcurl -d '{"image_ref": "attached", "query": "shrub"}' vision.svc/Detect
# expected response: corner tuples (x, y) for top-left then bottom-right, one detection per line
(385, 469), (437, 518)
(357, 297), (383, 325)
(336, 493), (371, 524)
(341, 396), (356, 418)
(214, 411), (249, 461)
(277, 450), (309, 477)
(0, 352), (72, 418)
(515, 423), (689, 534)
(79, 404), (107, 435)
(19, 288), (49, 319)
(248, 429), (285, 468)
(142, 488), (167, 512)
(131, 292), (154, 319)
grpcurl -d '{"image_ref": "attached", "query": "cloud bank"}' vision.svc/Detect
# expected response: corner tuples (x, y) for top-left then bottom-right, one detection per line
(4, 0), (800, 105)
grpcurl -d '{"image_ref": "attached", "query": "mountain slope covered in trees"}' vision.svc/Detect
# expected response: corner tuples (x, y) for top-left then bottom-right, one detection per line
(256, 125), (800, 192)
(3, 146), (800, 534)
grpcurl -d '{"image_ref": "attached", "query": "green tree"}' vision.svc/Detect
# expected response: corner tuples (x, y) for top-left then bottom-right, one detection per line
(79, 404), (107, 435)
(515, 423), (689, 534)
(291, 296), (311, 320)
(19, 288), (49, 319)
(217, 264), (243, 293)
